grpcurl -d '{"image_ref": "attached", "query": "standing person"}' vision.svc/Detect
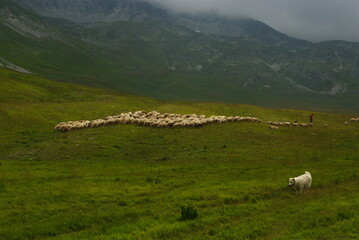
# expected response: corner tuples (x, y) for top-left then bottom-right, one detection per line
(309, 114), (314, 123)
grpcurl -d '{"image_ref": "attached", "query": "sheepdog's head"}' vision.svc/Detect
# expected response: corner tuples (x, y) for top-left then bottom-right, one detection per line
(288, 178), (296, 187)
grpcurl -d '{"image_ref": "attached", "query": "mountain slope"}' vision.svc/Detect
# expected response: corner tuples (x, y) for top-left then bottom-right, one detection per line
(18, 0), (168, 23)
(173, 11), (308, 47)
(1, 0), (359, 110)
(0, 0), (140, 89)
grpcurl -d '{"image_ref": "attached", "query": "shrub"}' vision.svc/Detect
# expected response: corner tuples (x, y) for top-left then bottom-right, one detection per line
(118, 201), (127, 207)
(180, 205), (198, 221)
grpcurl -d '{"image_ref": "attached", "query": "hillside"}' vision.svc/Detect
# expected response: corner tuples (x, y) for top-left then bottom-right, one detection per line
(0, 0), (358, 110)
(1, 68), (359, 239)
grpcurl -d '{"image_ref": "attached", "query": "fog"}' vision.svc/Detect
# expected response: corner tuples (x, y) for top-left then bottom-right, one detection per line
(147, 0), (359, 42)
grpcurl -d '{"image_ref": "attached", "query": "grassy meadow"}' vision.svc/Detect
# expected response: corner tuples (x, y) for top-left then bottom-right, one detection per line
(0, 68), (359, 239)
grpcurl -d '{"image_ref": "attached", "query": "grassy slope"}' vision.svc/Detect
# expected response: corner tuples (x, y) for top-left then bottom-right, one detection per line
(65, 20), (359, 112)
(0, 68), (359, 240)
(1, 6), (358, 112)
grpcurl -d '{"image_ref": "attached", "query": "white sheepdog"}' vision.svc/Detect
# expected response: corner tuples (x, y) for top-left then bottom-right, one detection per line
(288, 171), (312, 194)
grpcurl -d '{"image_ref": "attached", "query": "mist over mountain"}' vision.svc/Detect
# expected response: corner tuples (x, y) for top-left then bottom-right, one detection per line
(18, 0), (168, 23)
(146, 0), (359, 43)
(17, 0), (292, 43)
(1, 0), (358, 109)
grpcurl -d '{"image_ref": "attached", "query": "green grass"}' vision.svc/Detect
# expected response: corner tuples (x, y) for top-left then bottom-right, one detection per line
(1, 68), (359, 239)
(1, 5), (359, 112)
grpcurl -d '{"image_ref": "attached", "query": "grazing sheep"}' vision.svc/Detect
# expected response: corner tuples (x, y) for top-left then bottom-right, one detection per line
(265, 120), (314, 128)
(158, 122), (168, 127)
(288, 171), (312, 194)
(54, 111), (262, 131)
(268, 125), (279, 130)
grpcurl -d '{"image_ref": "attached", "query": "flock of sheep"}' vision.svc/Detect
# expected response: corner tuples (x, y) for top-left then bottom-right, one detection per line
(267, 121), (313, 128)
(55, 111), (261, 132)
(54, 110), (359, 132)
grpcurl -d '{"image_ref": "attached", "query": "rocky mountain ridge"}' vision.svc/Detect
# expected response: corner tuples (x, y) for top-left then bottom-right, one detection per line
(18, 0), (168, 23)
(0, 0), (358, 109)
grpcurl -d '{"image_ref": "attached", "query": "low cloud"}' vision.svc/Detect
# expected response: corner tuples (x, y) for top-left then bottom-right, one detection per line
(147, 0), (359, 42)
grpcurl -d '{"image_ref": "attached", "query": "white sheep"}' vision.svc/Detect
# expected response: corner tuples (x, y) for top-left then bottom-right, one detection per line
(55, 111), (263, 131)
(288, 171), (312, 194)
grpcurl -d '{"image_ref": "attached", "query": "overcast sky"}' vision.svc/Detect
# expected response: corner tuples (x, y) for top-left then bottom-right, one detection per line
(147, 0), (359, 42)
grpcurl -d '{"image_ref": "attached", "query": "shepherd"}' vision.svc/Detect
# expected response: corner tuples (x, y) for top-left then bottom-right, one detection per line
(309, 114), (314, 123)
